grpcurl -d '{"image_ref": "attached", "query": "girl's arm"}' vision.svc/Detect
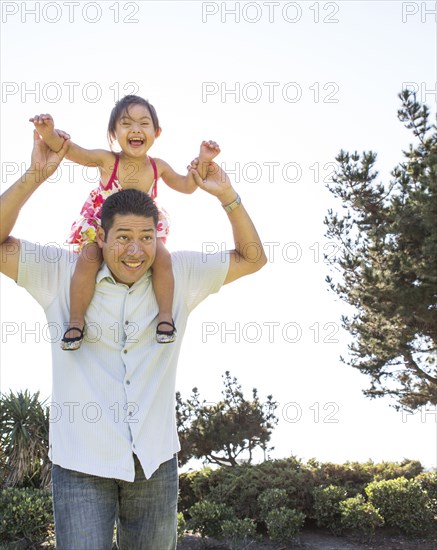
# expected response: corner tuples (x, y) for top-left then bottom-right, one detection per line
(30, 114), (112, 168)
(157, 140), (221, 194)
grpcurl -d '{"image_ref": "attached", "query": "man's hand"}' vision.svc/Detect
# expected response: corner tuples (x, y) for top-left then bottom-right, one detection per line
(28, 129), (70, 183)
(189, 160), (237, 205)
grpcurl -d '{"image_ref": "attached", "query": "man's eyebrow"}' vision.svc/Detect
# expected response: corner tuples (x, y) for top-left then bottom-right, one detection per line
(115, 227), (155, 233)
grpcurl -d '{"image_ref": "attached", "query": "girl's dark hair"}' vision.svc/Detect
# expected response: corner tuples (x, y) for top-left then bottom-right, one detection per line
(100, 189), (159, 236)
(107, 95), (160, 147)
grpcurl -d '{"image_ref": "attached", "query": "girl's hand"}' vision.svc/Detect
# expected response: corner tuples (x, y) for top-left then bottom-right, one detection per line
(29, 113), (56, 139)
(199, 140), (221, 163)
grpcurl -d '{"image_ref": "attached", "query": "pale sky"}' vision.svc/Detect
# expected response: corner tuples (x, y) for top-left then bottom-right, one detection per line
(1, 1), (436, 469)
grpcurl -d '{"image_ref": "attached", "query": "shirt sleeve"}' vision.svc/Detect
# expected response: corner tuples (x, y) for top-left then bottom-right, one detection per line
(172, 250), (230, 312)
(16, 240), (75, 310)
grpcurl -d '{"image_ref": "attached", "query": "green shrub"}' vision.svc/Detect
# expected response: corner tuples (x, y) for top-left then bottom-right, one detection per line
(339, 494), (384, 537)
(258, 488), (288, 521)
(177, 512), (186, 541)
(187, 499), (234, 538)
(415, 471), (437, 515)
(308, 458), (422, 494)
(365, 477), (434, 534)
(0, 487), (53, 543)
(221, 518), (258, 549)
(195, 458), (315, 521)
(265, 508), (305, 544)
(312, 484), (347, 534)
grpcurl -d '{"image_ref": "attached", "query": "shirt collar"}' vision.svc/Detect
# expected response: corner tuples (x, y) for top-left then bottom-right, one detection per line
(96, 263), (152, 287)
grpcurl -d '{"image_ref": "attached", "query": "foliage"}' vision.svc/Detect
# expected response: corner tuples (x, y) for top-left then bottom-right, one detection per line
(176, 371), (278, 467)
(0, 390), (51, 488)
(307, 457), (422, 493)
(258, 488), (289, 520)
(179, 457), (425, 524)
(324, 90), (437, 410)
(415, 470), (437, 514)
(177, 512), (186, 541)
(365, 476), (435, 534)
(339, 494), (384, 537)
(265, 508), (305, 544)
(187, 499), (234, 538)
(0, 487), (53, 544)
(184, 457), (316, 520)
(221, 518), (258, 549)
(312, 484), (348, 534)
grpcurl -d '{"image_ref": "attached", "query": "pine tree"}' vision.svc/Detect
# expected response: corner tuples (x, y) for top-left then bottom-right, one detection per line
(176, 371), (278, 467)
(324, 90), (437, 410)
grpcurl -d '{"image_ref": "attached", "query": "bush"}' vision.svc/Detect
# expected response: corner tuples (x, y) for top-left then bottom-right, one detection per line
(415, 471), (437, 515)
(177, 512), (186, 541)
(258, 488), (288, 521)
(312, 484), (347, 534)
(265, 508), (305, 544)
(187, 499), (234, 538)
(221, 518), (258, 549)
(365, 477), (434, 534)
(339, 494), (384, 537)
(187, 458), (316, 521)
(308, 458), (422, 495)
(0, 487), (53, 544)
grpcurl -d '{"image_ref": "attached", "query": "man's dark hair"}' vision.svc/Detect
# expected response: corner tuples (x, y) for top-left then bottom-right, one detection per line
(100, 189), (159, 236)
(107, 95), (161, 147)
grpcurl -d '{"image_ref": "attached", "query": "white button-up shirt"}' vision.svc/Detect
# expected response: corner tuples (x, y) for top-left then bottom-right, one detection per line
(17, 240), (229, 481)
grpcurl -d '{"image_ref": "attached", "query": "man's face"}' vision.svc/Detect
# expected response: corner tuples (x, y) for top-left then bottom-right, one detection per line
(97, 214), (156, 286)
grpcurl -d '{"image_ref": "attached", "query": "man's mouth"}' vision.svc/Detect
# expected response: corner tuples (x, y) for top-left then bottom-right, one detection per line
(122, 260), (143, 269)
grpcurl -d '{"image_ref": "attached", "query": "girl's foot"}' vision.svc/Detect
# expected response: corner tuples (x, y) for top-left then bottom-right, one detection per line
(61, 327), (84, 351)
(156, 320), (177, 344)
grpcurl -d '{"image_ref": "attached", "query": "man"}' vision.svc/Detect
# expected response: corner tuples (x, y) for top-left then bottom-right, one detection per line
(0, 131), (267, 549)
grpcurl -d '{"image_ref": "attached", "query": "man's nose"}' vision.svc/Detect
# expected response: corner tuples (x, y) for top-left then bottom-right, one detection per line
(126, 241), (142, 255)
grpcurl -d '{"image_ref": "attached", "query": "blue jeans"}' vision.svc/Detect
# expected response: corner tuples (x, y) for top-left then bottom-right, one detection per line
(52, 454), (178, 550)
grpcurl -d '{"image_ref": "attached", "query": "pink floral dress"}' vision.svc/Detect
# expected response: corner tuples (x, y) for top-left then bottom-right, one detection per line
(67, 155), (170, 250)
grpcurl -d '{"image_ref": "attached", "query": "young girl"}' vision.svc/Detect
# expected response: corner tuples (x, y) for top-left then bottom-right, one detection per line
(30, 95), (220, 350)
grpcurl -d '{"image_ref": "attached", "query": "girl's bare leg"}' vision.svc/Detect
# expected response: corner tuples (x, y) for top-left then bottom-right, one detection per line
(61, 242), (102, 350)
(152, 239), (176, 343)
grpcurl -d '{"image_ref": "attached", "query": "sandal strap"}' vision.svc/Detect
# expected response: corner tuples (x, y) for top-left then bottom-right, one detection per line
(156, 321), (176, 335)
(62, 327), (84, 343)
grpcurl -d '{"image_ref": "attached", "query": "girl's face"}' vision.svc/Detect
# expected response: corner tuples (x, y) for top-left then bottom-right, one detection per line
(114, 103), (161, 157)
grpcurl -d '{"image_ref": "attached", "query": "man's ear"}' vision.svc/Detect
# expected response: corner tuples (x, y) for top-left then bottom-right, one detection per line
(96, 227), (105, 248)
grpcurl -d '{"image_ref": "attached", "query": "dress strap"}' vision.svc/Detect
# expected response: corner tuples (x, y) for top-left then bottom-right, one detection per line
(148, 156), (158, 199)
(102, 154), (120, 190)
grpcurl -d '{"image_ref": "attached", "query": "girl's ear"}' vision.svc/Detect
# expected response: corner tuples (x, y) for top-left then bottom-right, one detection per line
(155, 127), (162, 138)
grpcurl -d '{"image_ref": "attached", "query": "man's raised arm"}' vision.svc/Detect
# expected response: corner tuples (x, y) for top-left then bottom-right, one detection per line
(0, 131), (69, 281)
(190, 162), (267, 284)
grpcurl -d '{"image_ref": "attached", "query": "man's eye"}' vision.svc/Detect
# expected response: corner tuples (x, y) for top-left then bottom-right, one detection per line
(118, 236), (128, 241)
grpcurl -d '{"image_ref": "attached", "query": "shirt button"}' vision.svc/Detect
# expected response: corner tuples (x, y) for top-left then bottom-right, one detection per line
(126, 380), (131, 385)
(125, 321), (129, 325)
(123, 350), (127, 354)
(128, 411), (132, 416)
